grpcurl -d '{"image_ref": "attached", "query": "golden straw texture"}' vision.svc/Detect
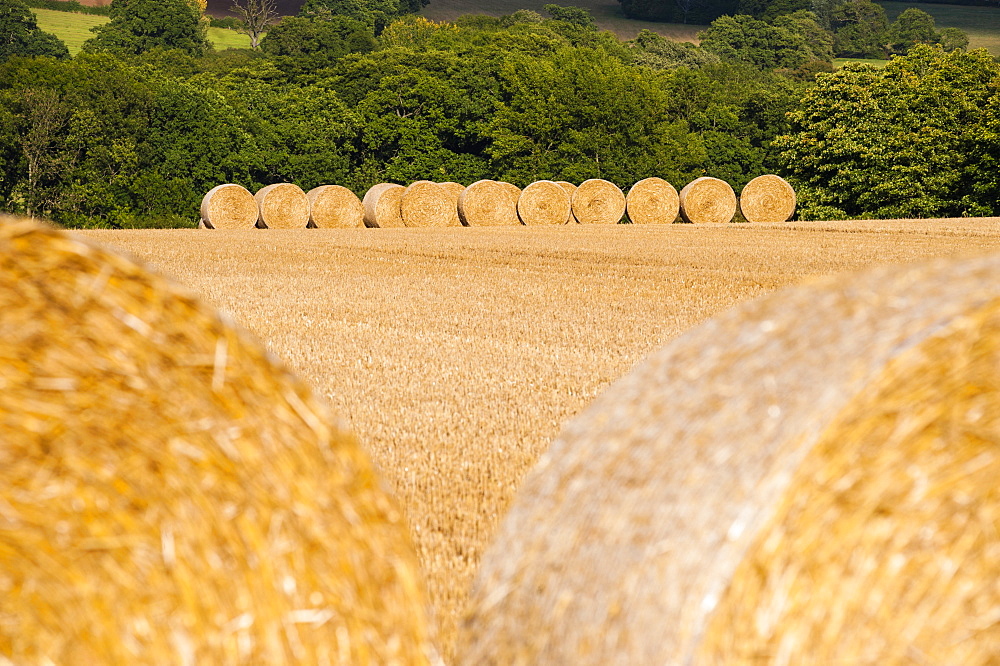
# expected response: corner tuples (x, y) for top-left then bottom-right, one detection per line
(440, 182), (465, 228)
(555, 182), (579, 223)
(200, 184), (257, 230)
(739, 174), (796, 224)
(362, 184), (405, 229)
(517, 181), (571, 226)
(306, 185), (364, 229)
(458, 181), (521, 227)
(0, 216), (437, 665)
(402, 181), (455, 228)
(626, 177), (679, 224)
(679, 177), (737, 224)
(458, 252), (1000, 665)
(255, 183), (310, 229)
(572, 179), (625, 225)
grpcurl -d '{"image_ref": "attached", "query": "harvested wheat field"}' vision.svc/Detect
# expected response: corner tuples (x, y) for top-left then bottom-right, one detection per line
(79, 218), (1000, 661)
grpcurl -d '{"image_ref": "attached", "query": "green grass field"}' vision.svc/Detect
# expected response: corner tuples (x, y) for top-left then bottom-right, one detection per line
(31, 8), (251, 55)
(878, 1), (1000, 54)
(834, 57), (890, 67)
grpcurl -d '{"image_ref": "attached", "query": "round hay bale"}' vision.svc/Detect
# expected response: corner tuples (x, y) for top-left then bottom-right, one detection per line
(401, 181), (456, 228)
(554, 181), (578, 223)
(626, 177), (679, 225)
(459, 253), (1000, 665)
(440, 182), (465, 228)
(458, 180), (521, 227)
(306, 185), (364, 229)
(362, 183), (405, 229)
(678, 176), (737, 224)
(517, 180), (571, 226)
(571, 179), (625, 225)
(739, 174), (797, 223)
(254, 183), (310, 229)
(199, 184), (256, 230)
(0, 216), (437, 665)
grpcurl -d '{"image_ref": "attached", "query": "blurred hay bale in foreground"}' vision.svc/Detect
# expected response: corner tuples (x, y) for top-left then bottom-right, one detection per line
(459, 253), (1000, 665)
(0, 217), (437, 665)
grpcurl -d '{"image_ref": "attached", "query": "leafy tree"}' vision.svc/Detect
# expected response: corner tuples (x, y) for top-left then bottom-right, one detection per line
(831, 0), (888, 58)
(772, 10), (833, 62)
(0, 0), (69, 60)
(230, 0), (278, 49)
(938, 26), (969, 52)
(629, 29), (720, 69)
(542, 4), (596, 29)
(775, 45), (1000, 219)
(300, 0), (420, 33)
(83, 0), (210, 57)
(260, 15), (376, 72)
(699, 14), (815, 69)
(886, 7), (937, 55)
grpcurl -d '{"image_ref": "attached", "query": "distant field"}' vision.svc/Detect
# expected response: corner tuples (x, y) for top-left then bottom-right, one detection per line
(31, 9), (251, 54)
(420, 0), (703, 40)
(82, 219), (1000, 660)
(834, 56), (890, 67)
(879, 1), (1000, 54)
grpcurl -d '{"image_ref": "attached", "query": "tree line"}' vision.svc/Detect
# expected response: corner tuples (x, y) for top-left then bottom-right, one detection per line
(0, 0), (997, 226)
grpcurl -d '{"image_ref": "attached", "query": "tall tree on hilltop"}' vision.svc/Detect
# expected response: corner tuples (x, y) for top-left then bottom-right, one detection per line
(83, 0), (210, 56)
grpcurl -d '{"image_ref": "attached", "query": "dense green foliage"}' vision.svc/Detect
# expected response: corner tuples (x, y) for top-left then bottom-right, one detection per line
(777, 45), (1000, 219)
(0, 5), (995, 226)
(1, 0), (69, 59)
(82, 0), (209, 57)
(24, 0), (110, 15)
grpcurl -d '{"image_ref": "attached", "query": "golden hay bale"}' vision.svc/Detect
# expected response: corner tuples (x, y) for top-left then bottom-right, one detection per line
(200, 184), (257, 230)
(554, 181), (578, 223)
(626, 177), (679, 225)
(440, 182), (465, 228)
(571, 179), (625, 225)
(306, 185), (364, 229)
(459, 253), (1000, 665)
(517, 180), (571, 226)
(739, 174), (797, 223)
(254, 183), (310, 229)
(197, 218), (210, 229)
(678, 176), (737, 224)
(0, 216), (437, 665)
(401, 181), (457, 228)
(457, 180), (521, 227)
(362, 183), (405, 229)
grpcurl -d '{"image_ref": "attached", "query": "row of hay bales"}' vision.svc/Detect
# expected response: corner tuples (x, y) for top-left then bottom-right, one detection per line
(199, 175), (797, 230)
(4, 214), (999, 664)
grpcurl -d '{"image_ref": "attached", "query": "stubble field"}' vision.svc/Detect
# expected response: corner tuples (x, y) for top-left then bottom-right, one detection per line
(79, 219), (1000, 660)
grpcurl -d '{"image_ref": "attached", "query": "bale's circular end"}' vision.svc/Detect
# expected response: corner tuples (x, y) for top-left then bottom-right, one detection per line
(362, 183), (405, 229)
(255, 183), (310, 229)
(0, 216), (436, 664)
(440, 182), (465, 228)
(626, 177), (679, 225)
(554, 182), (578, 223)
(739, 174), (796, 223)
(459, 253), (1000, 665)
(401, 181), (457, 228)
(517, 180), (571, 226)
(572, 179), (625, 225)
(200, 184), (256, 230)
(306, 185), (364, 229)
(678, 177), (737, 224)
(458, 180), (521, 227)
